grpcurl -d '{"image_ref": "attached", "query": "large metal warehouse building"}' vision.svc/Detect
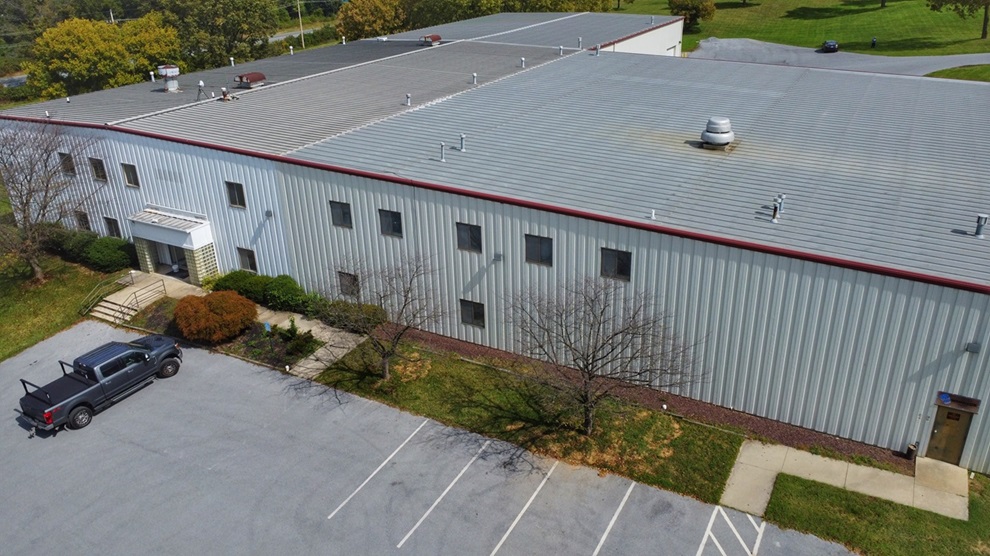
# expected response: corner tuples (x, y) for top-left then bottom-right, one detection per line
(3, 12), (989, 473)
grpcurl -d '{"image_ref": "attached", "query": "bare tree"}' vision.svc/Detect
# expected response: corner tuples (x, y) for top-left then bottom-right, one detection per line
(512, 277), (699, 436)
(0, 121), (95, 281)
(320, 254), (445, 380)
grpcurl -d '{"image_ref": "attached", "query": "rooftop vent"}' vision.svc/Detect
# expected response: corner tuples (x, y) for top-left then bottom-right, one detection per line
(157, 64), (180, 92)
(236, 72), (266, 89)
(421, 34), (441, 46)
(700, 116), (734, 146)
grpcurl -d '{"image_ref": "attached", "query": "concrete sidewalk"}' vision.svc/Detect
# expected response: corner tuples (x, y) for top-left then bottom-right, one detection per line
(721, 440), (970, 520)
(99, 271), (363, 380)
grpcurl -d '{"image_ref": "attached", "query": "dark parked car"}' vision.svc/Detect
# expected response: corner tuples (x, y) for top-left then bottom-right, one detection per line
(18, 335), (182, 435)
(822, 40), (839, 53)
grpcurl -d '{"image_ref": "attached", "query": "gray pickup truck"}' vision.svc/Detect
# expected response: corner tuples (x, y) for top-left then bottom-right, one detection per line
(18, 335), (182, 435)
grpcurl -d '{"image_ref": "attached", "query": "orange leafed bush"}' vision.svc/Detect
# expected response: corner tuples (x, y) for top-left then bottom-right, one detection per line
(174, 291), (257, 343)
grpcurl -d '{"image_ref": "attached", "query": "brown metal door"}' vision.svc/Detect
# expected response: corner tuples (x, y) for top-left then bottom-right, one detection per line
(927, 406), (973, 465)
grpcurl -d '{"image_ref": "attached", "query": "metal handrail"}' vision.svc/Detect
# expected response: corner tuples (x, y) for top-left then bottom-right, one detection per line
(114, 279), (166, 322)
(79, 271), (135, 316)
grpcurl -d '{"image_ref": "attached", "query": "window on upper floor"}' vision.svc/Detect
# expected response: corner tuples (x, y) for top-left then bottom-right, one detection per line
(121, 163), (140, 187)
(601, 248), (632, 281)
(330, 201), (352, 228)
(226, 181), (246, 208)
(456, 222), (482, 253)
(89, 157), (108, 181)
(379, 209), (403, 238)
(525, 234), (553, 266)
(58, 152), (76, 175)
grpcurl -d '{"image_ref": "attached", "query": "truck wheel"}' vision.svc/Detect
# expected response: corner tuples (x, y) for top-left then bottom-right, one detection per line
(68, 406), (93, 430)
(157, 358), (180, 379)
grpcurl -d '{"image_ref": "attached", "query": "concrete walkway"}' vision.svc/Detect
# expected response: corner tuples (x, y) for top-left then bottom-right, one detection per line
(102, 271), (363, 380)
(721, 440), (970, 521)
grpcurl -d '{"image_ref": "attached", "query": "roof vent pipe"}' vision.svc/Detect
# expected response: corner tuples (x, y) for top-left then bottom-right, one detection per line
(405, 93), (411, 106)
(578, 37), (583, 49)
(595, 44), (600, 56)
(472, 72), (477, 85)
(559, 45), (563, 56)
(777, 193), (787, 214)
(771, 199), (780, 224)
(700, 116), (734, 145)
(290, 46), (294, 55)
(440, 142), (446, 162)
(149, 71), (155, 83)
(520, 57), (525, 68)
(977, 214), (988, 238)
(342, 36), (346, 45)
(229, 57), (235, 67)
(651, 16), (655, 24)
(459, 133), (466, 152)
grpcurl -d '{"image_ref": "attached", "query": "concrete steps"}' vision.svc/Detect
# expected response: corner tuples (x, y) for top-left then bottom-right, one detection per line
(89, 299), (141, 325)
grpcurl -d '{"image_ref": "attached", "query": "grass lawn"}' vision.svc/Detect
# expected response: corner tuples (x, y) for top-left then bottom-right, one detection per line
(767, 473), (990, 556)
(0, 255), (119, 362)
(319, 342), (741, 503)
(927, 64), (990, 81)
(620, 0), (990, 55)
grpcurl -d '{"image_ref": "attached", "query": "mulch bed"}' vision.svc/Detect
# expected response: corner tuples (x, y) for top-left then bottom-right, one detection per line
(404, 328), (915, 475)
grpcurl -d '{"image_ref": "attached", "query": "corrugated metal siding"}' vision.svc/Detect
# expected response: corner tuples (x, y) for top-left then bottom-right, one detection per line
(62, 129), (292, 276)
(276, 161), (990, 472)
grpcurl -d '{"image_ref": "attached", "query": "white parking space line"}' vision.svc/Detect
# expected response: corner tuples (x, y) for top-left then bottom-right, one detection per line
(696, 505), (766, 556)
(397, 440), (491, 548)
(489, 460), (559, 556)
(327, 419), (429, 520)
(592, 481), (635, 556)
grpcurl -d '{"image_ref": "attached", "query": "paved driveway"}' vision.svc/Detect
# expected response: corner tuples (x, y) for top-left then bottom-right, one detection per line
(690, 37), (990, 75)
(1, 321), (850, 555)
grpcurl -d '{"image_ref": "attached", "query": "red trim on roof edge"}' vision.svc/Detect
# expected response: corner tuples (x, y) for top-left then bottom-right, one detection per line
(599, 16), (685, 49)
(4, 114), (988, 295)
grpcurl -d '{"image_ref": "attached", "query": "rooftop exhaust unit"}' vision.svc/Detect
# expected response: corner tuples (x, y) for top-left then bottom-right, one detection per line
(157, 64), (180, 92)
(700, 116), (734, 147)
(236, 72), (266, 89)
(421, 34), (441, 46)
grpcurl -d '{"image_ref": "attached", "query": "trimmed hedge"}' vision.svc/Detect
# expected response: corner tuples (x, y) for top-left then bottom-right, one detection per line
(213, 270), (272, 304)
(264, 274), (307, 312)
(308, 296), (386, 334)
(174, 291), (257, 344)
(84, 237), (133, 272)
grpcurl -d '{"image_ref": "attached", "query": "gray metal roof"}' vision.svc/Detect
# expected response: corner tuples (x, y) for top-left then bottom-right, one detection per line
(289, 52), (990, 286)
(117, 41), (564, 154)
(0, 41), (414, 125)
(388, 12), (680, 48)
(128, 207), (208, 232)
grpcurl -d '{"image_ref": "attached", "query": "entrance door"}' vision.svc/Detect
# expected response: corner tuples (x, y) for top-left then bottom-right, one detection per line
(927, 405), (974, 465)
(168, 245), (186, 270)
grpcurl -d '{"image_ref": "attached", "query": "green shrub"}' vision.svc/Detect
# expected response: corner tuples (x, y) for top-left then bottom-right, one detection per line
(213, 269), (272, 303)
(39, 222), (72, 254)
(174, 291), (257, 344)
(264, 274), (307, 311)
(83, 236), (132, 272)
(309, 297), (386, 334)
(199, 272), (224, 292)
(273, 317), (320, 356)
(62, 230), (98, 263)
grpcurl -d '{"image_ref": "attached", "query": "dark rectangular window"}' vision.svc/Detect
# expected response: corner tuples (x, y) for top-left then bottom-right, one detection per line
(456, 222), (482, 253)
(58, 152), (76, 175)
(104, 217), (122, 238)
(601, 248), (632, 281)
(89, 157), (108, 181)
(525, 234), (553, 266)
(460, 299), (485, 328)
(237, 247), (257, 272)
(121, 163), (140, 187)
(379, 209), (403, 237)
(338, 271), (359, 297)
(330, 201), (352, 228)
(226, 181), (246, 208)
(75, 211), (91, 231)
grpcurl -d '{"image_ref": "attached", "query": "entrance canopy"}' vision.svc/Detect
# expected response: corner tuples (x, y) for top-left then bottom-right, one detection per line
(127, 205), (213, 249)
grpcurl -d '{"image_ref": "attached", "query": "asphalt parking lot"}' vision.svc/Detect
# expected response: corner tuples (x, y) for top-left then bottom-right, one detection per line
(2, 321), (851, 555)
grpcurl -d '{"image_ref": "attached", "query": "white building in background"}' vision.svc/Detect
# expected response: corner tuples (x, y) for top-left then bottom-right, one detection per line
(4, 12), (990, 473)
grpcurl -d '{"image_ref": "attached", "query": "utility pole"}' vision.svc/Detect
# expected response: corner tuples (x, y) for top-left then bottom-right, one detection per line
(297, 0), (305, 49)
